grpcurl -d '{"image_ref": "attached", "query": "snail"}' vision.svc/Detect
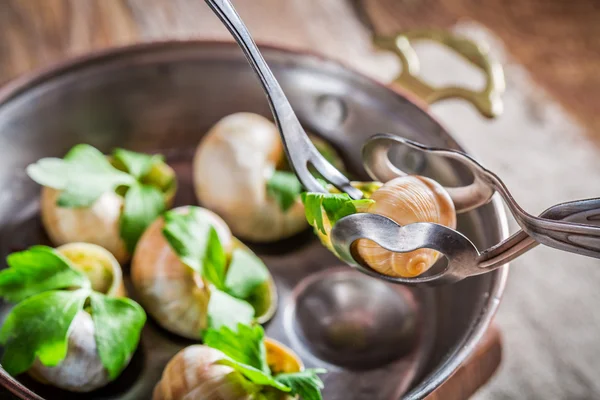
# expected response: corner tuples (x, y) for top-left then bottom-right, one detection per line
(153, 338), (302, 400)
(29, 145), (177, 264)
(27, 243), (132, 392)
(308, 176), (456, 278)
(131, 206), (277, 339)
(193, 112), (344, 242)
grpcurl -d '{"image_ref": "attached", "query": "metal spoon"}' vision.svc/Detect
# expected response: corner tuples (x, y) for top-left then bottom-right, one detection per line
(331, 134), (600, 284)
(204, 0), (362, 200)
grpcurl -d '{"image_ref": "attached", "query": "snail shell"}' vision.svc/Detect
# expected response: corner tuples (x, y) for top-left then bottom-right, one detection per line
(41, 188), (128, 264)
(193, 113), (306, 242)
(28, 243), (127, 392)
(355, 176), (456, 277)
(40, 160), (176, 264)
(131, 206), (277, 339)
(153, 339), (302, 400)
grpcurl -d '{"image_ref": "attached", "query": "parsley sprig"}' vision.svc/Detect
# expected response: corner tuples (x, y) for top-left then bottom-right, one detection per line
(301, 192), (375, 234)
(161, 207), (271, 331)
(266, 171), (303, 212)
(26, 144), (173, 253)
(0, 246), (146, 379)
(205, 324), (326, 400)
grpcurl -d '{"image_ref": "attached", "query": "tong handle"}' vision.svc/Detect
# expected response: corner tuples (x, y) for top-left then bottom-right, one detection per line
(204, 0), (361, 198)
(480, 198), (600, 270)
(521, 198), (600, 259)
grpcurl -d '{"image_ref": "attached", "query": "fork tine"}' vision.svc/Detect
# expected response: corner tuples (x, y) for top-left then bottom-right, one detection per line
(308, 151), (363, 199)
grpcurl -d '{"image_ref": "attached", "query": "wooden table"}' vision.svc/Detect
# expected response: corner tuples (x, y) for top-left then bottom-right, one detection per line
(2, 0), (600, 138)
(0, 1), (510, 399)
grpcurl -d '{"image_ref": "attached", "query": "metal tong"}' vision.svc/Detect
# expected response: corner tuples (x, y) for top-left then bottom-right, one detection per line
(206, 0), (600, 285)
(332, 135), (600, 284)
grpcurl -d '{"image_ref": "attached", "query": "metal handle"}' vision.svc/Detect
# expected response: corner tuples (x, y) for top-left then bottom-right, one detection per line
(204, 0), (362, 199)
(374, 29), (505, 118)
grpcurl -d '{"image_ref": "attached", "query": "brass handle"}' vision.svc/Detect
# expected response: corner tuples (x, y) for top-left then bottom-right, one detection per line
(374, 29), (505, 118)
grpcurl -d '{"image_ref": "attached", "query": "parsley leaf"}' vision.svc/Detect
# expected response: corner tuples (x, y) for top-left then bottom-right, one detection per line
(207, 287), (255, 331)
(27, 145), (172, 255)
(217, 358), (291, 393)
(203, 227), (227, 289)
(119, 183), (166, 253)
(27, 144), (135, 208)
(275, 369), (327, 400)
(0, 246), (89, 302)
(205, 323), (328, 399)
(112, 148), (164, 180)
(225, 248), (270, 299)
(266, 171), (303, 212)
(162, 209), (227, 288)
(204, 323), (269, 373)
(0, 289), (89, 375)
(89, 292), (146, 379)
(0, 245), (147, 381)
(300, 192), (374, 234)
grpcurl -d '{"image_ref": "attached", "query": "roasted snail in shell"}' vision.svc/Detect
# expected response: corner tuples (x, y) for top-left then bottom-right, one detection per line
(306, 175), (456, 278)
(28, 145), (177, 263)
(0, 243), (145, 392)
(131, 206), (277, 339)
(193, 112), (344, 242)
(154, 332), (304, 400)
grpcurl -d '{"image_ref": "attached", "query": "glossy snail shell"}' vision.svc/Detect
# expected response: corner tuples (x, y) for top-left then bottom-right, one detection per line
(153, 339), (302, 400)
(39, 161), (176, 264)
(355, 176), (456, 277)
(40, 188), (128, 264)
(131, 206), (277, 339)
(193, 113), (306, 242)
(28, 243), (126, 392)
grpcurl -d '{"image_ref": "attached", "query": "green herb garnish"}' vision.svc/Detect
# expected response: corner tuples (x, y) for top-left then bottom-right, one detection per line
(120, 183), (166, 254)
(0, 246), (90, 302)
(204, 323), (269, 373)
(162, 207), (270, 331)
(206, 288), (255, 331)
(0, 246), (146, 379)
(275, 370), (327, 400)
(300, 192), (374, 234)
(205, 324), (326, 400)
(266, 171), (303, 212)
(112, 148), (164, 180)
(26, 144), (173, 253)
(27, 144), (135, 208)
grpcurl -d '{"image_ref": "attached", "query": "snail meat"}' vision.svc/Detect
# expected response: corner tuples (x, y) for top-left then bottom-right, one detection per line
(193, 112), (344, 242)
(0, 243), (145, 392)
(131, 206), (277, 339)
(27, 144), (177, 263)
(154, 323), (325, 400)
(303, 175), (457, 277)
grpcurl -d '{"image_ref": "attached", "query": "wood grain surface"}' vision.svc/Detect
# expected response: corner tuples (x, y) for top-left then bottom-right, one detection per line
(1, 0), (598, 138)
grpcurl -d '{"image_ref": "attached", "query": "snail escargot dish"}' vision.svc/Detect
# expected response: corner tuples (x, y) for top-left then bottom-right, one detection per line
(27, 145), (177, 263)
(0, 244), (146, 392)
(193, 112), (344, 243)
(303, 175), (457, 278)
(131, 206), (277, 339)
(154, 323), (325, 400)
